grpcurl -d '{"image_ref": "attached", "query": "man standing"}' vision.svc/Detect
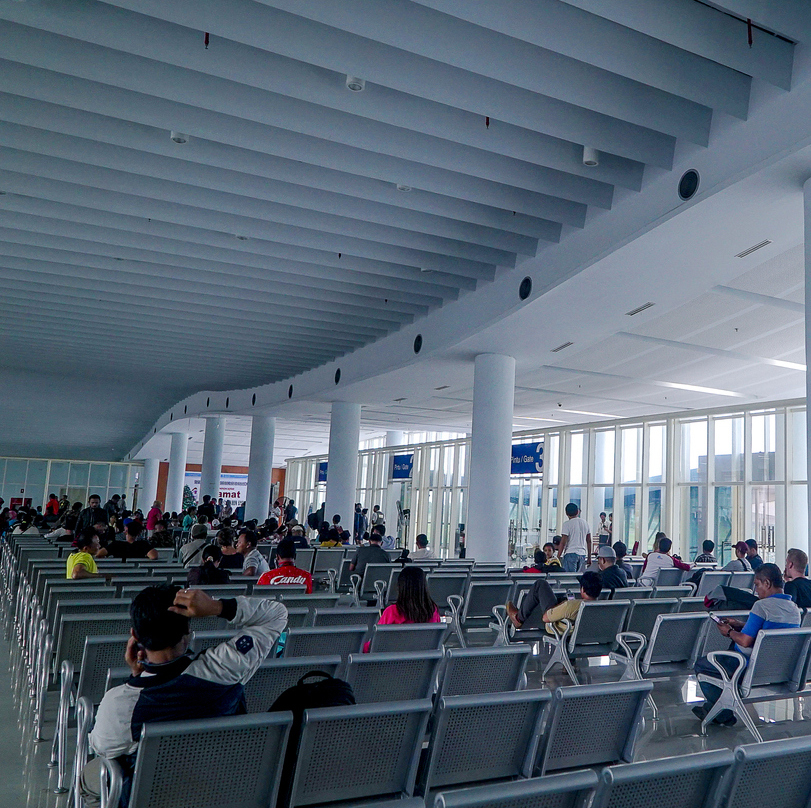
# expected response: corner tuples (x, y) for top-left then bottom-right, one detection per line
(558, 503), (591, 573)
(76, 494), (107, 534)
(693, 563), (800, 726)
(596, 545), (628, 590)
(103, 494), (121, 523)
(595, 512), (611, 547)
(197, 495), (216, 521)
(257, 538), (313, 593)
(745, 539), (764, 571)
(146, 500), (163, 538)
(783, 548), (811, 608)
(370, 505), (385, 530)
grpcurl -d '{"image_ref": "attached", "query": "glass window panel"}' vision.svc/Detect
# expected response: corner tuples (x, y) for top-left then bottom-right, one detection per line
(680, 420), (708, 483)
(792, 410), (807, 482)
(621, 487), (640, 549)
(26, 460), (48, 487)
(621, 427), (642, 483)
(568, 487), (583, 512)
(680, 484), (707, 561)
(646, 487), (663, 549)
(0, 459), (5, 484)
(751, 484), (777, 560)
(569, 432), (586, 485)
(48, 461), (70, 486)
(24, 485), (45, 511)
(594, 431), (614, 485)
(90, 464), (110, 487)
(69, 463), (90, 487)
(648, 424), (666, 483)
(546, 487), (558, 539)
(714, 417), (744, 482)
(751, 414), (777, 482)
(547, 435), (559, 486)
(790, 484), (808, 560)
(592, 488), (614, 537)
(108, 465), (128, 491)
(714, 485), (743, 565)
(5, 460), (27, 485)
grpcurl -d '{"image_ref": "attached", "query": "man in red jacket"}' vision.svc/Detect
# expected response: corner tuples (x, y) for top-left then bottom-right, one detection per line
(257, 539), (313, 593)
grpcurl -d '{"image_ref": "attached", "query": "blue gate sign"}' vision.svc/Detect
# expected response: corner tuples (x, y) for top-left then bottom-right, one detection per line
(318, 462), (328, 483)
(392, 454), (414, 479)
(511, 442), (543, 475)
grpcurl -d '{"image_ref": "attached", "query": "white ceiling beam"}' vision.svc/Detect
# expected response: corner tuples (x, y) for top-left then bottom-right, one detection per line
(258, 0), (720, 131)
(0, 61), (577, 226)
(0, 1), (643, 191)
(0, 195), (478, 294)
(561, 0), (795, 88)
(0, 119), (540, 256)
(0, 146), (513, 268)
(0, 224), (448, 308)
(0, 31), (596, 224)
(705, 1), (811, 43)
(0, 288), (370, 363)
(0, 245), (426, 320)
(415, 0), (753, 112)
(100, 0), (679, 163)
(0, 163), (498, 279)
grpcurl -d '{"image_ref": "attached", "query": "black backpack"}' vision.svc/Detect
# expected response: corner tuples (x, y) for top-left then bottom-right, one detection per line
(269, 671), (355, 808)
(307, 512), (320, 530)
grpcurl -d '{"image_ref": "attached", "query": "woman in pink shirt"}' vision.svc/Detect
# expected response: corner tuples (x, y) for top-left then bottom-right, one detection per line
(146, 500), (163, 536)
(364, 565), (440, 652)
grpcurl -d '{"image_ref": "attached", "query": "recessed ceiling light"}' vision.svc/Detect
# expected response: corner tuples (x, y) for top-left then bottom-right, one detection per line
(170, 131), (189, 144)
(396, 184), (412, 192)
(657, 381), (743, 398)
(345, 74), (365, 92)
(559, 408), (620, 419)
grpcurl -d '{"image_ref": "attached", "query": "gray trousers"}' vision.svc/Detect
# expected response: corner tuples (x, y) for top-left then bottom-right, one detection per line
(80, 757), (103, 808)
(519, 578), (558, 623)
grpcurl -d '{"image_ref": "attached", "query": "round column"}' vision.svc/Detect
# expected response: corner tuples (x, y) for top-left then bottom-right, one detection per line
(245, 416), (276, 524)
(466, 354), (516, 563)
(325, 402), (361, 530)
(138, 458), (160, 514)
(199, 416), (225, 502)
(166, 432), (189, 514)
(803, 178), (811, 559)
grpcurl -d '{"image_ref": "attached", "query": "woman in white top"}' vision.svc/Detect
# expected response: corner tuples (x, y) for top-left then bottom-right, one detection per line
(723, 541), (752, 572)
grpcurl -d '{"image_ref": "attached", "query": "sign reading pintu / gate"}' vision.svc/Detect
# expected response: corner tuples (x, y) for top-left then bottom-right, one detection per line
(391, 454), (414, 479)
(511, 442), (544, 475)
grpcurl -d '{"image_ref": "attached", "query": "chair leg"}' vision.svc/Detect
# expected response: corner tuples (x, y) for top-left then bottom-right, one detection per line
(542, 641), (579, 685)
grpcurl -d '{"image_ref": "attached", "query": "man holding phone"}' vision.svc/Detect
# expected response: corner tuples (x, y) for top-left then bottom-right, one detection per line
(692, 563), (799, 726)
(82, 585), (287, 806)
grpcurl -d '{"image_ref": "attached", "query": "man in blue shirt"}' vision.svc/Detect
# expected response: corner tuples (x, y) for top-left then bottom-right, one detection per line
(693, 563), (800, 726)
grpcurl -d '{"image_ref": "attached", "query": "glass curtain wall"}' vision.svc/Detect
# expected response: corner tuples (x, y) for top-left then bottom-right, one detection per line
(0, 457), (142, 512)
(287, 399), (807, 563)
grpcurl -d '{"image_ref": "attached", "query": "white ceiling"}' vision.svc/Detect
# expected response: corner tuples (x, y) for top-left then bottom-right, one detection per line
(0, 1), (809, 462)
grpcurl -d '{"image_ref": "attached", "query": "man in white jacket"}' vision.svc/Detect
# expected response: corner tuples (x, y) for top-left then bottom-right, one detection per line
(82, 585), (287, 806)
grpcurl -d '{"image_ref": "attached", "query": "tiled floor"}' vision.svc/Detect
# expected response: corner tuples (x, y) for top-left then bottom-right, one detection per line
(5, 630), (811, 805)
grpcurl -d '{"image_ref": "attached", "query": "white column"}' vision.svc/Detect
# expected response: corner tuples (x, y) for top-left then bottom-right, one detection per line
(386, 430), (405, 447)
(804, 179), (811, 559)
(325, 401), (361, 528)
(200, 416), (225, 502)
(466, 354), (516, 563)
(245, 416), (276, 523)
(166, 432), (189, 514)
(138, 458), (160, 514)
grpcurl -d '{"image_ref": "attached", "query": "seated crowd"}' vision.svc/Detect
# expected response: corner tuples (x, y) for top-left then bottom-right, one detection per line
(13, 492), (811, 807)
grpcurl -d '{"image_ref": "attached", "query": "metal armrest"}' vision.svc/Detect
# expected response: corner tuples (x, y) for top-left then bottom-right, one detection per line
(373, 579), (387, 607)
(349, 574), (361, 607)
(489, 605), (509, 646)
(700, 650), (747, 689)
(98, 757), (123, 808)
(446, 594), (466, 648)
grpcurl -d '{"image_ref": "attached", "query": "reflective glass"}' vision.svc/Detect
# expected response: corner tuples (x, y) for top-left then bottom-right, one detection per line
(751, 413), (777, 482)
(647, 424), (666, 483)
(680, 484), (707, 560)
(714, 417), (743, 482)
(680, 420), (708, 483)
(569, 432), (586, 485)
(621, 427), (642, 483)
(792, 410), (807, 482)
(594, 430), (614, 485)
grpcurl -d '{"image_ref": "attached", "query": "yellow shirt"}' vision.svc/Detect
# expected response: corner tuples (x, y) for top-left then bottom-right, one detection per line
(66, 551), (97, 579)
(544, 598), (582, 635)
